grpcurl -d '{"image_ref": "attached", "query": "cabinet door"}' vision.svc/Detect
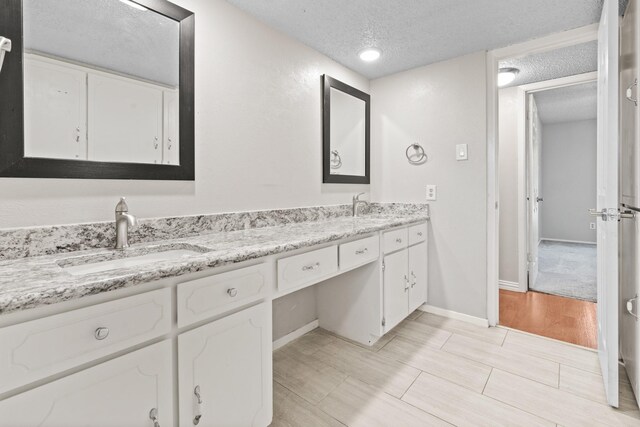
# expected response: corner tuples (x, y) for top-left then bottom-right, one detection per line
(383, 249), (409, 332)
(23, 56), (87, 160)
(178, 303), (272, 427)
(88, 74), (163, 164)
(0, 341), (173, 427)
(163, 90), (180, 165)
(409, 242), (428, 312)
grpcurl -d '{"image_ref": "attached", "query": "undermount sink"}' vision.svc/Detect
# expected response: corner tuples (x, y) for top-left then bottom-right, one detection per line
(59, 245), (208, 276)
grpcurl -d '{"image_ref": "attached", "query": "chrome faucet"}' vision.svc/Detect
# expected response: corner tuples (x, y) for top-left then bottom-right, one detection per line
(115, 197), (137, 249)
(352, 192), (369, 217)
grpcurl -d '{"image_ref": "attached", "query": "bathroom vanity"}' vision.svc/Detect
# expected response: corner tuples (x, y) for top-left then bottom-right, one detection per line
(0, 206), (429, 427)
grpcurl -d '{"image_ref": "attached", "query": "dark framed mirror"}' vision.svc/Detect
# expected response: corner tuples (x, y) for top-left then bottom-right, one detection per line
(322, 75), (370, 184)
(0, 0), (194, 180)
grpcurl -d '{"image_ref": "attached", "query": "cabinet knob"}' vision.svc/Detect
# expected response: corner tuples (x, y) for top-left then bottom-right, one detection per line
(417, 232), (423, 237)
(149, 408), (160, 427)
(396, 238), (402, 244)
(227, 288), (238, 298)
(94, 327), (109, 340)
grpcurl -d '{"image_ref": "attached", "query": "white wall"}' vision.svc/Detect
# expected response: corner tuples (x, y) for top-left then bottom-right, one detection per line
(371, 52), (488, 319)
(0, 0), (369, 230)
(540, 119), (597, 243)
(498, 87), (520, 285)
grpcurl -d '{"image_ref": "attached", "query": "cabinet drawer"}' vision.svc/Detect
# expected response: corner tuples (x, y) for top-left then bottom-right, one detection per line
(408, 223), (427, 246)
(383, 228), (408, 254)
(339, 235), (380, 271)
(177, 263), (269, 328)
(277, 246), (338, 292)
(0, 288), (171, 394)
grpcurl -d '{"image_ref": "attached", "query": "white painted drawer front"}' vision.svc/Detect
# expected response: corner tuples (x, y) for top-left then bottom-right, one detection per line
(383, 228), (409, 254)
(0, 340), (173, 427)
(277, 246), (338, 292)
(408, 223), (427, 246)
(339, 235), (380, 271)
(0, 288), (171, 394)
(177, 263), (269, 327)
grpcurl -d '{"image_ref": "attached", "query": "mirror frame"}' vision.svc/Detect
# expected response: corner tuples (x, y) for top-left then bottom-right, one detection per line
(322, 75), (370, 184)
(0, 0), (195, 180)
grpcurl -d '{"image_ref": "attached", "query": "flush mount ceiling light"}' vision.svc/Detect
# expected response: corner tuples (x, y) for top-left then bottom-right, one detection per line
(119, 0), (148, 11)
(498, 67), (519, 87)
(359, 48), (382, 62)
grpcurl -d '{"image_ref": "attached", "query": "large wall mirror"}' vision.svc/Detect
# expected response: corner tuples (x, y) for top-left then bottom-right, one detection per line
(0, 0), (194, 180)
(322, 75), (370, 184)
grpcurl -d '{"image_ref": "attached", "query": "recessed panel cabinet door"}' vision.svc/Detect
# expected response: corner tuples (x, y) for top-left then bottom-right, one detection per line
(178, 302), (273, 427)
(23, 56), (87, 161)
(383, 249), (409, 333)
(409, 242), (428, 312)
(88, 74), (163, 164)
(0, 340), (173, 427)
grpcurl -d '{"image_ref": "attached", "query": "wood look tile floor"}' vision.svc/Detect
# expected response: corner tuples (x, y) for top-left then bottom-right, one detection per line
(270, 312), (640, 427)
(499, 289), (598, 349)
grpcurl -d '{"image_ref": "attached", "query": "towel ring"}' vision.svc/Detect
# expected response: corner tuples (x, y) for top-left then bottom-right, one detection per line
(406, 143), (427, 165)
(330, 150), (342, 169)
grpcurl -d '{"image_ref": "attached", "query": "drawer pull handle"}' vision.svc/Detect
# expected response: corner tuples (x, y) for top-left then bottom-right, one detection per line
(396, 238), (403, 244)
(355, 248), (369, 255)
(411, 271), (417, 288)
(404, 275), (410, 291)
(417, 232), (423, 237)
(227, 288), (238, 298)
(302, 262), (320, 271)
(149, 408), (160, 427)
(94, 327), (110, 340)
(193, 385), (203, 425)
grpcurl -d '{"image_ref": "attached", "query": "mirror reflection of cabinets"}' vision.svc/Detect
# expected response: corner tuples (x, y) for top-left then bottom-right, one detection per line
(322, 75), (370, 184)
(0, 0), (194, 180)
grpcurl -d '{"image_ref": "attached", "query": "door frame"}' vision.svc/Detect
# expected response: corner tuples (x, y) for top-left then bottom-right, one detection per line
(515, 73), (599, 294)
(486, 24), (599, 326)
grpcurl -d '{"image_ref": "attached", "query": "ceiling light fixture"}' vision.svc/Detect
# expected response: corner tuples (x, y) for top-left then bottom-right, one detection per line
(359, 48), (381, 62)
(119, 0), (148, 11)
(498, 67), (519, 87)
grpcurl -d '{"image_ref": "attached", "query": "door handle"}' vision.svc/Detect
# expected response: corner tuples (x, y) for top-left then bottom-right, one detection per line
(627, 297), (638, 320)
(627, 79), (638, 106)
(589, 208), (608, 221)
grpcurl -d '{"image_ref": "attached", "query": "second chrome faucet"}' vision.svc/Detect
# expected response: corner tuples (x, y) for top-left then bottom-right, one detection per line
(115, 197), (137, 249)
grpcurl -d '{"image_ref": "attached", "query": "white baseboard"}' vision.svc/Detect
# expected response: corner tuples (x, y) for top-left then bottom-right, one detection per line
(541, 238), (596, 245)
(272, 319), (319, 351)
(499, 280), (524, 292)
(418, 304), (489, 328)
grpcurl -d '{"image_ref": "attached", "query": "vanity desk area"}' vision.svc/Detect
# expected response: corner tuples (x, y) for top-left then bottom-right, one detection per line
(0, 206), (429, 426)
(0, 0), (432, 425)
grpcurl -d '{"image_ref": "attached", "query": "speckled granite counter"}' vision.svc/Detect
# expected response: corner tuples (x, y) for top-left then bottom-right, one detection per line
(0, 211), (429, 315)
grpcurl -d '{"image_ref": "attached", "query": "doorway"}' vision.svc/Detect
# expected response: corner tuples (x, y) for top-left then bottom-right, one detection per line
(498, 76), (599, 349)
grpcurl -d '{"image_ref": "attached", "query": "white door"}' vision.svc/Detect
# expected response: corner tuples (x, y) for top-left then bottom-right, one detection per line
(527, 94), (542, 287)
(23, 55), (87, 161)
(163, 89), (180, 165)
(596, 0), (620, 407)
(178, 303), (272, 427)
(0, 341), (173, 426)
(88, 74), (163, 164)
(408, 242), (428, 312)
(383, 249), (409, 332)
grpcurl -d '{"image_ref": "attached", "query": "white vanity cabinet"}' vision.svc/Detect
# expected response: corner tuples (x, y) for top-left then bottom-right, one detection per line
(178, 302), (272, 427)
(0, 340), (174, 427)
(382, 226), (428, 332)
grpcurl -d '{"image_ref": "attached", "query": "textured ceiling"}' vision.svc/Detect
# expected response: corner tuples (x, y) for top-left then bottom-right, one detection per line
(534, 82), (597, 124)
(24, 0), (180, 86)
(225, 0), (610, 79)
(499, 41), (598, 88)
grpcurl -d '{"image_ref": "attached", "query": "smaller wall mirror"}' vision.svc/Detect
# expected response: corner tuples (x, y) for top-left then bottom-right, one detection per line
(323, 75), (370, 184)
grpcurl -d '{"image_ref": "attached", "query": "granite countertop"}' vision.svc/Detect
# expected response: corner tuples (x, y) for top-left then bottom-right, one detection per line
(0, 213), (429, 316)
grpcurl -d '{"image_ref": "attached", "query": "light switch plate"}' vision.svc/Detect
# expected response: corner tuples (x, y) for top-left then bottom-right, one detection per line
(426, 185), (437, 201)
(456, 144), (468, 161)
